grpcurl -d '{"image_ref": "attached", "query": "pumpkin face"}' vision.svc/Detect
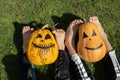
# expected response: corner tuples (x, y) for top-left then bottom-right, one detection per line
(77, 22), (106, 62)
(27, 29), (58, 65)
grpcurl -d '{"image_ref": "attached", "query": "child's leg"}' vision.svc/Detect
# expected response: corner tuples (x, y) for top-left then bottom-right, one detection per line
(52, 29), (70, 80)
(89, 16), (120, 79)
(22, 26), (34, 80)
(53, 50), (70, 80)
(52, 29), (65, 50)
(22, 26), (34, 53)
(65, 20), (93, 80)
(70, 54), (93, 80)
(89, 16), (112, 52)
(65, 19), (84, 56)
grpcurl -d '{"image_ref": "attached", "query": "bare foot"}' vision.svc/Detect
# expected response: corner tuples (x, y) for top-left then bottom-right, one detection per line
(52, 29), (65, 50)
(22, 26), (34, 53)
(89, 16), (108, 37)
(65, 19), (84, 56)
(89, 16), (104, 31)
(89, 16), (112, 52)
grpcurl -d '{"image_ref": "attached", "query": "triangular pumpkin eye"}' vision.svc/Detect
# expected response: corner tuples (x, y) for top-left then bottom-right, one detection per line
(92, 30), (97, 36)
(45, 34), (51, 39)
(83, 32), (88, 38)
(36, 34), (42, 38)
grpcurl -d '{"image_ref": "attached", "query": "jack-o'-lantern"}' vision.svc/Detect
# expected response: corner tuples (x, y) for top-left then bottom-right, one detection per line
(27, 28), (58, 65)
(77, 22), (106, 62)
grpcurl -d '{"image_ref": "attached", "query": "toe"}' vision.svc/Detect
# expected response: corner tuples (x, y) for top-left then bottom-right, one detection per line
(52, 30), (57, 34)
(89, 17), (93, 22)
(79, 19), (84, 24)
(31, 28), (34, 31)
(93, 16), (97, 20)
(60, 29), (65, 34)
(22, 26), (31, 34)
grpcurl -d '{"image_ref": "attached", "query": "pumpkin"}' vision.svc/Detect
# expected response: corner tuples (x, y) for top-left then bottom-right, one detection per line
(26, 29), (58, 65)
(77, 22), (106, 62)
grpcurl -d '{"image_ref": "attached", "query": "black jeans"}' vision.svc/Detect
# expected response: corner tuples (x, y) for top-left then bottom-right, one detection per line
(21, 50), (92, 80)
(54, 50), (93, 80)
(21, 50), (70, 80)
(53, 50), (70, 80)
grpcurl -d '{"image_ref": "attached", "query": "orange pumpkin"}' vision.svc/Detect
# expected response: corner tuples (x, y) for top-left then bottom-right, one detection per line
(77, 22), (106, 62)
(26, 29), (58, 65)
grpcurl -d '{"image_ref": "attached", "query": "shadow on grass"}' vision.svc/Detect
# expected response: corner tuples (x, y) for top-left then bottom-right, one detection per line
(2, 21), (45, 80)
(51, 13), (84, 47)
(13, 21), (44, 54)
(51, 13), (84, 30)
(2, 55), (22, 80)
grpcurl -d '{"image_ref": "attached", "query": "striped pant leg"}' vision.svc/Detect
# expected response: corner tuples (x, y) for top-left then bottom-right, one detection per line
(71, 54), (92, 80)
(108, 50), (120, 80)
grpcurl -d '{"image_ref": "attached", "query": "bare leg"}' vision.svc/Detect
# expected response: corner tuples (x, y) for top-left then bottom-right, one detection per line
(89, 16), (104, 32)
(22, 26), (34, 53)
(52, 29), (70, 80)
(65, 20), (93, 80)
(89, 16), (120, 80)
(65, 19), (84, 56)
(52, 29), (65, 50)
(89, 16), (112, 52)
(22, 26), (35, 80)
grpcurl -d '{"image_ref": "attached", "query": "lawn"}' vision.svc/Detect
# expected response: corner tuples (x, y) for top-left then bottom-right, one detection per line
(0, 0), (120, 80)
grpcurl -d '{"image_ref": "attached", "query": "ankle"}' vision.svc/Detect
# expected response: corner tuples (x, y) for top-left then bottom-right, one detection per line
(58, 44), (65, 50)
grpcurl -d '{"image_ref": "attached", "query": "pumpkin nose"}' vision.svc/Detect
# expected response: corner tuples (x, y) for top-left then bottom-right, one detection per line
(41, 40), (44, 42)
(89, 38), (91, 41)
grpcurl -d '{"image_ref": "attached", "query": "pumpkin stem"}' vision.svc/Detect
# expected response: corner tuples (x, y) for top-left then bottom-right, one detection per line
(41, 24), (49, 29)
(49, 23), (58, 30)
(41, 23), (58, 30)
(52, 23), (58, 28)
(83, 18), (86, 22)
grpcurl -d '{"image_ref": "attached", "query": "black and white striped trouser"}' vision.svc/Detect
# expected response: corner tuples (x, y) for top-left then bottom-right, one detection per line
(71, 54), (92, 80)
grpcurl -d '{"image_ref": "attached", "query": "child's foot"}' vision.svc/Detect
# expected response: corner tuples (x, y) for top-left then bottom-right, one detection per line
(89, 16), (112, 52)
(22, 26), (34, 53)
(89, 16), (107, 38)
(89, 16), (104, 32)
(65, 20), (84, 48)
(65, 19), (84, 56)
(52, 29), (65, 50)
(89, 16), (108, 38)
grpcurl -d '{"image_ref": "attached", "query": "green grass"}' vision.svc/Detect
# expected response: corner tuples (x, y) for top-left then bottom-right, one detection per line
(0, 0), (120, 80)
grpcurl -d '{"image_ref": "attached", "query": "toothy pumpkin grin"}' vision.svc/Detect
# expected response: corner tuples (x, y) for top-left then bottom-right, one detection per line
(85, 44), (103, 50)
(32, 42), (55, 49)
(27, 28), (58, 65)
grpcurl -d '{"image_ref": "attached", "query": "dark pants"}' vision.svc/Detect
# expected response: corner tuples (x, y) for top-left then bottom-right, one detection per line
(53, 50), (70, 80)
(94, 51), (119, 80)
(21, 50), (70, 80)
(21, 50), (91, 80)
(53, 50), (93, 80)
(21, 54), (31, 80)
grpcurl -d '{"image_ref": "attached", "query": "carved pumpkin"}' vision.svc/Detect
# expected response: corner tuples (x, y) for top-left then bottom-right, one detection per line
(27, 29), (58, 65)
(77, 22), (106, 62)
